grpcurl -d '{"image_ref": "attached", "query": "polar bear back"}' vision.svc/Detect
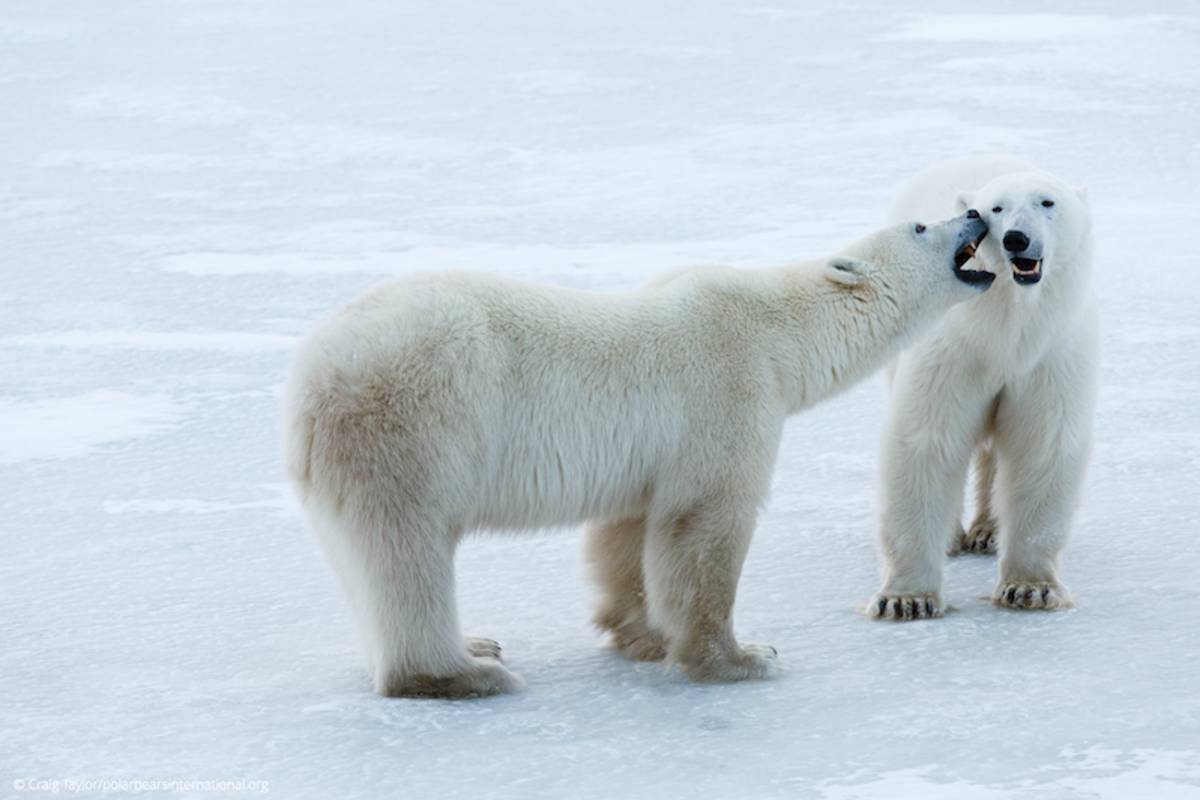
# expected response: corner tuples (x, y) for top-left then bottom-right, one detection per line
(888, 155), (1033, 224)
(285, 269), (784, 532)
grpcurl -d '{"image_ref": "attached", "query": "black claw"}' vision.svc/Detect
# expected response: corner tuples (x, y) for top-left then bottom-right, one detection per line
(925, 599), (934, 616)
(1041, 586), (1051, 603)
(877, 598), (888, 617)
(892, 598), (903, 618)
(1023, 588), (1035, 606)
(1005, 586), (1017, 604)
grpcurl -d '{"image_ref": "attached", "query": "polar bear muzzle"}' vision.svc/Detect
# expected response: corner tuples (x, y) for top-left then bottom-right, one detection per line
(951, 215), (993, 288)
(1004, 230), (1043, 285)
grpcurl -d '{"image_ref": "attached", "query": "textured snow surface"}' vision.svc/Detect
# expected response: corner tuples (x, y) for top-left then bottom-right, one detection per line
(3, 1), (1199, 798)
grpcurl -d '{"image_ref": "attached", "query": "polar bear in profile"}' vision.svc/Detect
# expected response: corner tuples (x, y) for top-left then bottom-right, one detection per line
(869, 156), (1098, 620)
(284, 214), (992, 698)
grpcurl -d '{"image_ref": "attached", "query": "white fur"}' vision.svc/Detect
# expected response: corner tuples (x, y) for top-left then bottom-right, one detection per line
(284, 218), (989, 697)
(869, 156), (1099, 620)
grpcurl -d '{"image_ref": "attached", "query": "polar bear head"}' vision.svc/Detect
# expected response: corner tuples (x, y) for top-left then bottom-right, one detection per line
(828, 212), (994, 299)
(956, 172), (1090, 287)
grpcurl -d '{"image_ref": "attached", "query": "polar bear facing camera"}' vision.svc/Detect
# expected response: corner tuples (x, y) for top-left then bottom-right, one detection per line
(870, 156), (1099, 620)
(285, 214), (992, 698)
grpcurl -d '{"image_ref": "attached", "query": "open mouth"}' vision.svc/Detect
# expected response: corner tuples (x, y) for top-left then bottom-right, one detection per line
(1011, 257), (1042, 285)
(953, 237), (995, 287)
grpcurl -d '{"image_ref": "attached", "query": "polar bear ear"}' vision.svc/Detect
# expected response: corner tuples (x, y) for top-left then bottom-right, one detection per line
(825, 257), (868, 287)
(955, 191), (975, 212)
(1075, 185), (1089, 204)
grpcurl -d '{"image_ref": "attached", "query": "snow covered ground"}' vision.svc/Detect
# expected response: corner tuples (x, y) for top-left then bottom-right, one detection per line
(3, 1), (1199, 798)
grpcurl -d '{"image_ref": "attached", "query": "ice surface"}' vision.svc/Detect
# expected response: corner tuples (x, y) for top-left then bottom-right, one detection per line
(2, 1), (1198, 798)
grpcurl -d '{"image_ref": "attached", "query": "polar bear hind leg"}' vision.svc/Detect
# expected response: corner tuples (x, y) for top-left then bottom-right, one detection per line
(324, 502), (523, 698)
(585, 517), (669, 662)
(958, 442), (1000, 555)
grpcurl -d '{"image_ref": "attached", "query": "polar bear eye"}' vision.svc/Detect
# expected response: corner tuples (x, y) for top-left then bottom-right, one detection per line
(914, 224), (926, 234)
(1042, 199), (1055, 208)
(991, 206), (1003, 213)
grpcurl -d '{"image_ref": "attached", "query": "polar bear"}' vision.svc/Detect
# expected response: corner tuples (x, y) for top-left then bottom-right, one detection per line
(284, 213), (992, 698)
(868, 156), (1098, 620)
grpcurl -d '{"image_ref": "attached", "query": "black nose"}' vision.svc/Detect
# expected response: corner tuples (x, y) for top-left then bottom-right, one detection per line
(1003, 230), (1030, 252)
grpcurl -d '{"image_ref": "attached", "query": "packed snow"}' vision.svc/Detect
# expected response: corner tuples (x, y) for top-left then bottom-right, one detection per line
(2, 1), (1198, 798)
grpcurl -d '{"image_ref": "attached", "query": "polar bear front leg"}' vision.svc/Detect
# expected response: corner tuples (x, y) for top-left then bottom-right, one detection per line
(870, 368), (994, 620)
(585, 517), (669, 662)
(990, 352), (1096, 611)
(643, 501), (779, 682)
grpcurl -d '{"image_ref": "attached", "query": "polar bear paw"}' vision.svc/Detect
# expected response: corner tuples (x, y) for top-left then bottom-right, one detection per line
(868, 592), (944, 621)
(680, 643), (781, 682)
(595, 607), (669, 662)
(611, 624), (669, 662)
(958, 518), (998, 555)
(466, 636), (504, 660)
(992, 581), (1072, 610)
(379, 657), (524, 699)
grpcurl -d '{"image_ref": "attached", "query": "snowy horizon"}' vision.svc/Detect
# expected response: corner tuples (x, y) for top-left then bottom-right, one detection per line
(3, 2), (1199, 798)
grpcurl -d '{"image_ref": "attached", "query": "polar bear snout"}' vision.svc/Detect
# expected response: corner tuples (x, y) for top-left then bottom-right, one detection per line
(1005, 230), (1044, 285)
(949, 215), (993, 288)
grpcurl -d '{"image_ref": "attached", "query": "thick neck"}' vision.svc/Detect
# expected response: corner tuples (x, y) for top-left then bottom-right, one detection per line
(767, 265), (940, 415)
